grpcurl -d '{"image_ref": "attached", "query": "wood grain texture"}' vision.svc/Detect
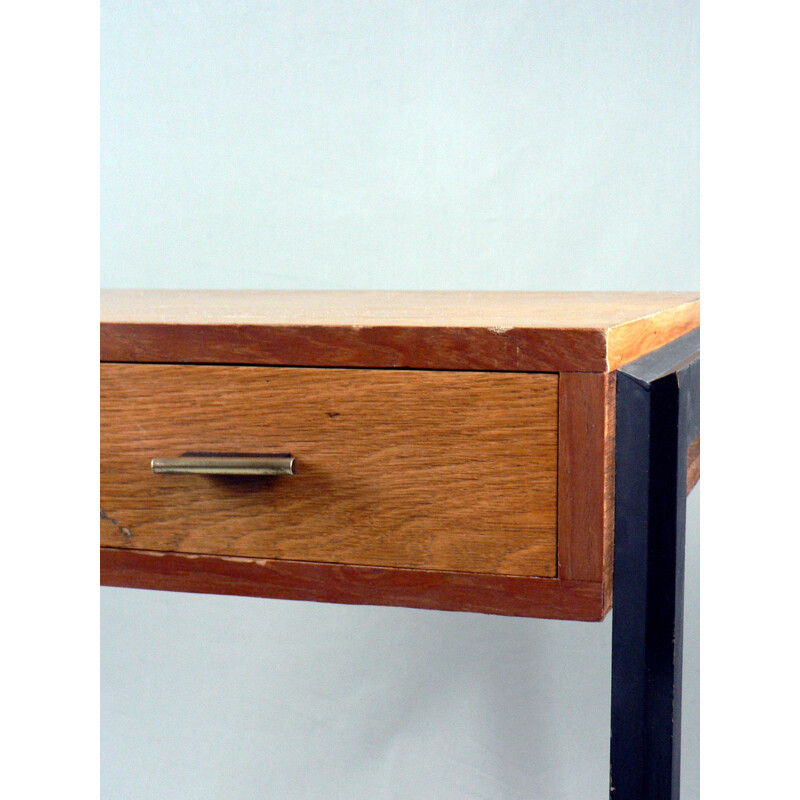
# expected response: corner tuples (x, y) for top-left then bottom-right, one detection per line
(557, 372), (616, 604)
(101, 290), (699, 373)
(606, 302), (700, 371)
(687, 435), (700, 494)
(101, 364), (558, 577)
(101, 547), (607, 621)
(602, 373), (617, 615)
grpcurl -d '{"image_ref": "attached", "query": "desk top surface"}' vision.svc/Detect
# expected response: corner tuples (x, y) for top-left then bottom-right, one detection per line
(101, 290), (699, 372)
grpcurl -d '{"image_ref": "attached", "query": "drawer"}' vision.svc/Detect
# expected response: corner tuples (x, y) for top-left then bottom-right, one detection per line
(101, 363), (559, 577)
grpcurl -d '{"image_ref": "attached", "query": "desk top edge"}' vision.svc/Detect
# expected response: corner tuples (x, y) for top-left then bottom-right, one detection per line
(100, 290), (699, 372)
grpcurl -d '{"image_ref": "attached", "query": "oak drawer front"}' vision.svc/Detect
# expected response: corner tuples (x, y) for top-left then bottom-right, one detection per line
(101, 364), (558, 577)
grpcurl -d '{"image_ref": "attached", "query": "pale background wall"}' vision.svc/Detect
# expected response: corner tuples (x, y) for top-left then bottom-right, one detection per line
(100, 2), (699, 797)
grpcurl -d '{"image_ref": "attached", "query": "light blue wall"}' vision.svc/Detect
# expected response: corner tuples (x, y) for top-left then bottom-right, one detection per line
(101, 0), (698, 291)
(100, 3), (699, 798)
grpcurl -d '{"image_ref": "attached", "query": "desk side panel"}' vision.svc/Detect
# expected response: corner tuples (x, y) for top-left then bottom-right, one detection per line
(557, 371), (616, 614)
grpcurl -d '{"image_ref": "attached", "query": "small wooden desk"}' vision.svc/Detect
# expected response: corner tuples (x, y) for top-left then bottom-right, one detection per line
(100, 290), (700, 799)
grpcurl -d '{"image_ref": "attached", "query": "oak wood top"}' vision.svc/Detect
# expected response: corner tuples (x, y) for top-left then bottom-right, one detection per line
(101, 290), (699, 372)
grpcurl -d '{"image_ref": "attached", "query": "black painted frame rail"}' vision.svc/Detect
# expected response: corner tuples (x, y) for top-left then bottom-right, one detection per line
(610, 328), (700, 800)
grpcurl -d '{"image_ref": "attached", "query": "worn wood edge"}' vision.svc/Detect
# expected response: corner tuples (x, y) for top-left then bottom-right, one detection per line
(606, 299), (700, 371)
(100, 547), (607, 621)
(557, 372), (616, 592)
(687, 434), (700, 494)
(100, 322), (612, 372)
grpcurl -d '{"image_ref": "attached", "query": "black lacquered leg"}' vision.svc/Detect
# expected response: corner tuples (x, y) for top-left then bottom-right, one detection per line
(610, 330), (700, 800)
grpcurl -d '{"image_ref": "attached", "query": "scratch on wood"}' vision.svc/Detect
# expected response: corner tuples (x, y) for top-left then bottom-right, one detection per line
(100, 508), (132, 539)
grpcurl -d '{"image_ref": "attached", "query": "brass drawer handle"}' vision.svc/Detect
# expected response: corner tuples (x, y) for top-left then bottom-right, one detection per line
(151, 453), (295, 476)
